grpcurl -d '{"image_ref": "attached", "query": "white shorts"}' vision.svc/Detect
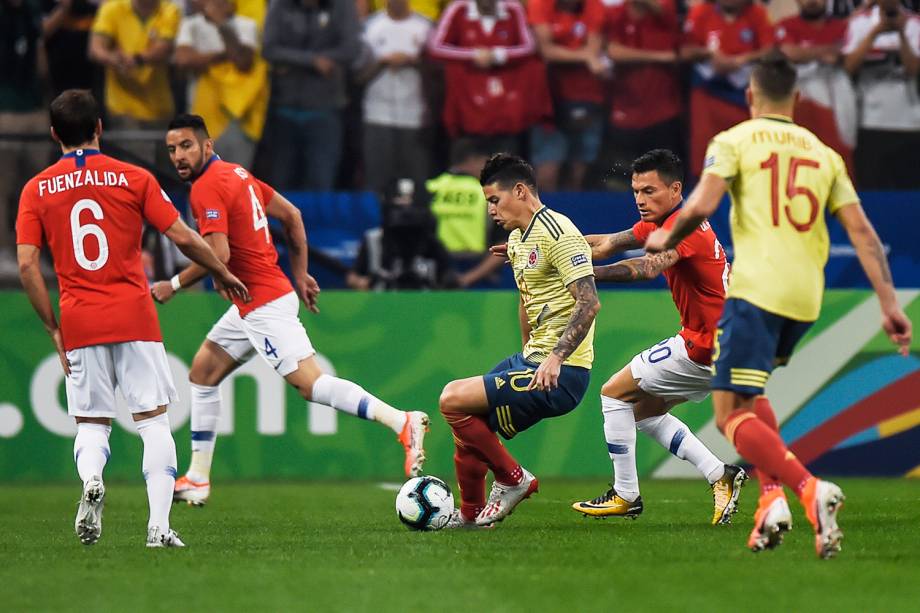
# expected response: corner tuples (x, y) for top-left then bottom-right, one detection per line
(629, 335), (713, 403)
(65, 341), (178, 417)
(206, 291), (314, 377)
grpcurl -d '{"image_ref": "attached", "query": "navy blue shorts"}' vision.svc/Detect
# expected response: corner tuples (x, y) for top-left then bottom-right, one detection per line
(482, 353), (590, 440)
(711, 298), (813, 396)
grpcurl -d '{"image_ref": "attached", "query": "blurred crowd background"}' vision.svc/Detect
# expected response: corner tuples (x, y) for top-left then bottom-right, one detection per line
(2, 0), (918, 288)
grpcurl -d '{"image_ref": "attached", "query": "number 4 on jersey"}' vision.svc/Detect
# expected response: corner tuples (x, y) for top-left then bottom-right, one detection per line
(249, 185), (270, 243)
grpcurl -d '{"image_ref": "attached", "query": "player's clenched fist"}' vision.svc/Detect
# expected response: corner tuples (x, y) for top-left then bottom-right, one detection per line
(643, 228), (672, 253)
(151, 280), (176, 304)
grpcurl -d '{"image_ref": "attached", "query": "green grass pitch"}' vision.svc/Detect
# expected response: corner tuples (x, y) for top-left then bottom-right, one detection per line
(2, 478), (918, 612)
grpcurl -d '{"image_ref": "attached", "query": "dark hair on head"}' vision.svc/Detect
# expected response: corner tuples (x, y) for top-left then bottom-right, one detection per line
(167, 113), (210, 138)
(631, 149), (683, 185)
(751, 49), (797, 102)
(479, 153), (537, 193)
(49, 89), (100, 148)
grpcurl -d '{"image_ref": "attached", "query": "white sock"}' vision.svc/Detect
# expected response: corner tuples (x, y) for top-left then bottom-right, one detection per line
(637, 413), (725, 484)
(188, 383), (220, 482)
(602, 395), (640, 502)
(73, 423), (111, 484)
(310, 374), (406, 433)
(136, 413), (177, 531)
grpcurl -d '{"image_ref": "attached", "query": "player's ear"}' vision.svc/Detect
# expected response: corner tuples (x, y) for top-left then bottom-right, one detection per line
(672, 180), (682, 199)
(95, 118), (103, 141)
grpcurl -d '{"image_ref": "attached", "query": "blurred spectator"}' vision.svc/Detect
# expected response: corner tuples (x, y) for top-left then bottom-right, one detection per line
(681, 0), (774, 176)
(0, 0), (49, 278)
(88, 0), (179, 165)
(174, 0), (268, 168)
(528, 0), (607, 190)
(262, 0), (361, 190)
(358, 0), (432, 193)
(41, 0), (102, 95)
(776, 0), (856, 176)
(347, 178), (456, 290)
(361, 0), (443, 20)
(428, 0), (552, 156)
(602, 0), (682, 180)
(843, 0), (920, 188)
(427, 139), (507, 287)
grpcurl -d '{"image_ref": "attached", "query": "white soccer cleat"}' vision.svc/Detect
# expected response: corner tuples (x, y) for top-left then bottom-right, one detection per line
(74, 476), (105, 546)
(173, 475), (210, 507)
(748, 490), (793, 553)
(445, 508), (494, 530)
(804, 479), (846, 559)
(398, 411), (430, 478)
(146, 526), (186, 548)
(475, 468), (539, 526)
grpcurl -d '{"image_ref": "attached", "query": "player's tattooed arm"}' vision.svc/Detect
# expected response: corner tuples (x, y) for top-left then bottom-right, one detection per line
(552, 276), (601, 361)
(584, 229), (642, 260)
(593, 249), (681, 283)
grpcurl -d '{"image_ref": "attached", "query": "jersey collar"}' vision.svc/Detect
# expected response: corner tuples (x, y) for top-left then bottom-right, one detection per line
(521, 205), (546, 242)
(195, 154), (221, 181)
(659, 201), (683, 227)
(760, 114), (794, 124)
(61, 148), (101, 168)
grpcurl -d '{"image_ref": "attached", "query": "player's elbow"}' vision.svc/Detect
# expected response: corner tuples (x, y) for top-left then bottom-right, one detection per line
(583, 295), (601, 319)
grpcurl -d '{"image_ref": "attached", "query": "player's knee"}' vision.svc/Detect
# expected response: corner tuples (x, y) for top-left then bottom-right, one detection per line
(600, 379), (618, 398)
(189, 367), (220, 387)
(438, 383), (462, 416)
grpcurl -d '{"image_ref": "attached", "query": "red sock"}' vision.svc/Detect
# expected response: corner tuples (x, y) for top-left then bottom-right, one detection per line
(724, 410), (812, 496)
(454, 442), (487, 520)
(444, 412), (522, 485)
(751, 397), (785, 495)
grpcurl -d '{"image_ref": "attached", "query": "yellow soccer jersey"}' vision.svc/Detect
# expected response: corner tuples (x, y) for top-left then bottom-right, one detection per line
(92, 0), (179, 121)
(507, 206), (595, 368)
(703, 114), (859, 322)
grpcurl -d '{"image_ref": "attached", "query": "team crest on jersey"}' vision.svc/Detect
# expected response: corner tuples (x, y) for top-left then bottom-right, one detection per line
(527, 246), (540, 268)
(205, 209), (221, 219)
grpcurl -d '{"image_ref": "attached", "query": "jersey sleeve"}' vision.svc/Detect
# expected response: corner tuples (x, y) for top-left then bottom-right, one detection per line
(681, 4), (707, 47)
(584, 0), (605, 33)
(547, 231), (594, 287)
(15, 184), (44, 246)
(252, 176), (276, 206)
(190, 181), (229, 236)
(91, 1), (118, 38)
(175, 17), (194, 48)
(751, 5), (775, 48)
(527, 0), (552, 25)
(701, 131), (739, 182)
(827, 151), (859, 214)
(141, 173), (181, 232)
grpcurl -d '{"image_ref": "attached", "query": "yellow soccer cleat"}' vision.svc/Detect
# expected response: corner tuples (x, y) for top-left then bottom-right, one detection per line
(572, 487), (643, 519)
(711, 464), (748, 525)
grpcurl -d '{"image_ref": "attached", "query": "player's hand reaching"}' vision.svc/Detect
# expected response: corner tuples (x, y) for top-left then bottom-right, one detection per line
(50, 328), (71, 377)
(529, 353), (562, 392)
(214, 270), (251, 303)
(644, 228), (671, 253)
(295, 273), (321, 314)
(151, 280), (176, 304)
(882, 305), (913, 356)
(489, 243), (509, 262)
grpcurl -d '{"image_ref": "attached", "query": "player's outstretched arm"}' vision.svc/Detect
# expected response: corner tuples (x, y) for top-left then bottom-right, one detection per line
(593, 250), (681, 283)
(584, 229), (642, 260)
(265, 192), (320, 313)
(163, 219), (251, 303)
(836, 203), (913, 355)
(530, 276), (600, 391)
(645, 173), (727, 253)
(17, 245), (70, 376)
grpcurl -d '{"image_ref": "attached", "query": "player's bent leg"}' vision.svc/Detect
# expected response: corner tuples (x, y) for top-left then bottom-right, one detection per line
(177, 340), (242, 506)
(73, 416), (111, 546)
(134, 406), (183, 548)
(290, 356), (430, 477)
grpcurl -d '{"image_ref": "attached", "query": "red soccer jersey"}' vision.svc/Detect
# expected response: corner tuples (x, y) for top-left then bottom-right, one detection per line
(632, 208), (728, 365)
(528, 0), (606, 104)
(428, 0), (536, 64)
(775, 15), (846, 47)
(683, 2), (774, 56)
(604, 0), (682, 129)
(16, 149), (179, 350)
(189, 157), (292, 317)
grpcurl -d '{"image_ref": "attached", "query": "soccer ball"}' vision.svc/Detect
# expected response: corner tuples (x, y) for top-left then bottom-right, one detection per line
(395, 476), (454, 531)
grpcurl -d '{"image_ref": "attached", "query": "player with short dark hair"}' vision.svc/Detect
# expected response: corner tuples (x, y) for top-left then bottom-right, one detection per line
(440, 153), (600, 528)
(570, 149), (746, 524)
(645, 52), (912, 558)
(16, 90), (249, 548)
(155, 115), (430, 506)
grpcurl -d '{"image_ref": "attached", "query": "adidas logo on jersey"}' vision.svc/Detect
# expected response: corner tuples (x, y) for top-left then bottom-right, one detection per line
(494, 377), (506, 389)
